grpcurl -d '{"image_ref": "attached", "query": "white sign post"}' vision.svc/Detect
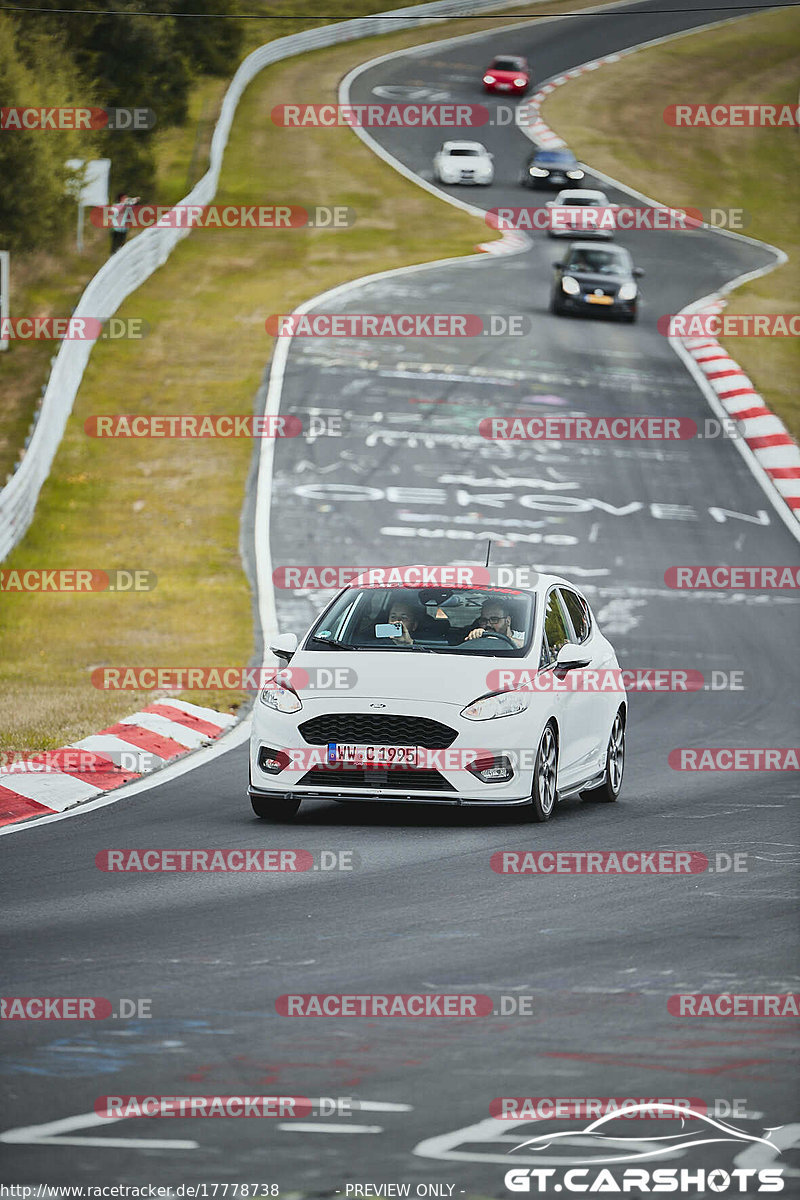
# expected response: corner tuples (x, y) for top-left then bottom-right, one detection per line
(0, 251), (9, 351)
(65, 158), (111, 252)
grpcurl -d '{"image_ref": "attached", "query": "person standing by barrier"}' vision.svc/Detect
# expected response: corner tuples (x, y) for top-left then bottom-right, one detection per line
(108, 192), (140, 255)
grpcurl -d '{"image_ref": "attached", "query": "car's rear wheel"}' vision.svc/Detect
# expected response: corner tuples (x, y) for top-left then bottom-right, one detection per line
(250, 793), (301, 820)
(528, 723), (558, 822)
(583, 710), (625, 802)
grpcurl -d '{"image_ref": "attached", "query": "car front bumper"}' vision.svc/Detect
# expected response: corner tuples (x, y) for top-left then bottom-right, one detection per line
(250, 696), (538, 806)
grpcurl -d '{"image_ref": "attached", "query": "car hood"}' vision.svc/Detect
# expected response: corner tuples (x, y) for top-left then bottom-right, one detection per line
(488, 68), (525, 79)
(288, 649), (515, 706)
(567, 271), (627, 288)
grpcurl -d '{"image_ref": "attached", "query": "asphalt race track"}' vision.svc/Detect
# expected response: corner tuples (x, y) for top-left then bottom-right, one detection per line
(2, 0), (799, 1193)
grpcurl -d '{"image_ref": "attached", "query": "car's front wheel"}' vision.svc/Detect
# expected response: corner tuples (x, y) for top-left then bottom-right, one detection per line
(583, 710), (625, 802)
(528, 723), (558, 822)
(250, 793), (301, 820)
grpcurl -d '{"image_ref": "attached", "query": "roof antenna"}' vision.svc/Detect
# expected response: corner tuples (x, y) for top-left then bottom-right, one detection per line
(484, 540), (492, 568)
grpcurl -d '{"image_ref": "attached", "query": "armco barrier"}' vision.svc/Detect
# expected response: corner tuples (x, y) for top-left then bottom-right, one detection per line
(0, 0), (539, 563)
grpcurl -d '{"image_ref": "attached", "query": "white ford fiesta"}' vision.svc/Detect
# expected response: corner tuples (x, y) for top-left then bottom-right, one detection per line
(248, 573), (626, 822)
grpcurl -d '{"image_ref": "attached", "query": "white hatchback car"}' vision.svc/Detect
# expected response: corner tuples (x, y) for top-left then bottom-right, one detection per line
(546, 189), (616, 239)
(248, 574), (627, 822)
(433, 140), (494, 186)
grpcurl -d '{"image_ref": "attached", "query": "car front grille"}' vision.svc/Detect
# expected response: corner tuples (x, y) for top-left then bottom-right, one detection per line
(299, 713), (458, 749)
(299, 767), (456, 792)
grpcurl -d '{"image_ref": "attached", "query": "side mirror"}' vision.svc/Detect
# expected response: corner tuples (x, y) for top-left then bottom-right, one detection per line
(553, 261), (563, 270)
(270, 632), (298, 661)
(633, 267), (645, 278)
(555, 642), (591, 671)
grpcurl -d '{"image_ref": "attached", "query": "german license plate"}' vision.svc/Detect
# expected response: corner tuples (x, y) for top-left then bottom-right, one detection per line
(586, 294), (613, 305)
(496, 83), (512, 90)
(327, 743), (417, 766)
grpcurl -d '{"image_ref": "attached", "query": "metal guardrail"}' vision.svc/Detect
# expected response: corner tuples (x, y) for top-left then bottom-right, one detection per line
(0, 0), (537, 562)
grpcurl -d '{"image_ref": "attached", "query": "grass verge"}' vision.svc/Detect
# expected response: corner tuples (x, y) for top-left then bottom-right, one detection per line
(541, 7), (800, 441)
(0, 0), (611, 758)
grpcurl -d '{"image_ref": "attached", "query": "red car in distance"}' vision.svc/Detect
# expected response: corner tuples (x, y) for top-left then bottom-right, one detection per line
(483, 55), (531, 95)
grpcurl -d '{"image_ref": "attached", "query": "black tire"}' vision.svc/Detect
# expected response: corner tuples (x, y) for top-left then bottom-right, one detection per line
(621, 310), (637, 324)
(528, 723), (558, 822)
(549, 297), (564, 316)
(250, 793), (301, 820)
(582, 710), (625, 802)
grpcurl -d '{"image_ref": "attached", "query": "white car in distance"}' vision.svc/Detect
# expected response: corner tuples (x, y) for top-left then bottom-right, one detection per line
(546, 188), (617, 239)
(433, 140), (494, 186)
(248, 573), (627, 823)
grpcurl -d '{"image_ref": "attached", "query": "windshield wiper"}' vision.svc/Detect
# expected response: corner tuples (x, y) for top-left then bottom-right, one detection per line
(309, 634), (354, 650)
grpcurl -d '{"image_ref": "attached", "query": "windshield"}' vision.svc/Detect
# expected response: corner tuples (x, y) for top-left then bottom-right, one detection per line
(533, 152), (575, 165)
(491, 57), (524, 70)
(448, 148), (482, 157)
(306, 587), (535, 656)
(557, 197), (599, 207)
(565, 249), (629, 274)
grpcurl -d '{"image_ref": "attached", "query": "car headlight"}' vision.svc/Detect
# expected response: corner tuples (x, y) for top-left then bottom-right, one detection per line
(514, 77), (526, 86)
(618, 282), (638, 301)
(259, 683), (302, 713)
(461, 691), (529, 721)
(566, 169), (584, 179)
(483, 74), (496, 84)
(561, 275), (581, 295)
(529, 167), (549, 177)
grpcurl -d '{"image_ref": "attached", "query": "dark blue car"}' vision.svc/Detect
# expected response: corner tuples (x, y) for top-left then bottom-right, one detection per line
(522, 148), (585, 189)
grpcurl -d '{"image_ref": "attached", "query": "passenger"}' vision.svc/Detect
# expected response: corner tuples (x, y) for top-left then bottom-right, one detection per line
(387, 597), (423, 646)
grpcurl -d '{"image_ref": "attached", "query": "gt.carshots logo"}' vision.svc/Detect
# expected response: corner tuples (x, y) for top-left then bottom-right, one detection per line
(504, 1168), (784, 1192)
(266, 314), (530, 337)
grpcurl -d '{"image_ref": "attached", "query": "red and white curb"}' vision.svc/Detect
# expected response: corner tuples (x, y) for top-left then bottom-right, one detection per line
(0, 699), (236, 828)
(518, 52), (637, 150)
(674, 299), (800, 515)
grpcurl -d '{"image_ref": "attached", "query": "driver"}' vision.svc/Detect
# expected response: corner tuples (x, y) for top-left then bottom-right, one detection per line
(463, 601), (524, 649)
